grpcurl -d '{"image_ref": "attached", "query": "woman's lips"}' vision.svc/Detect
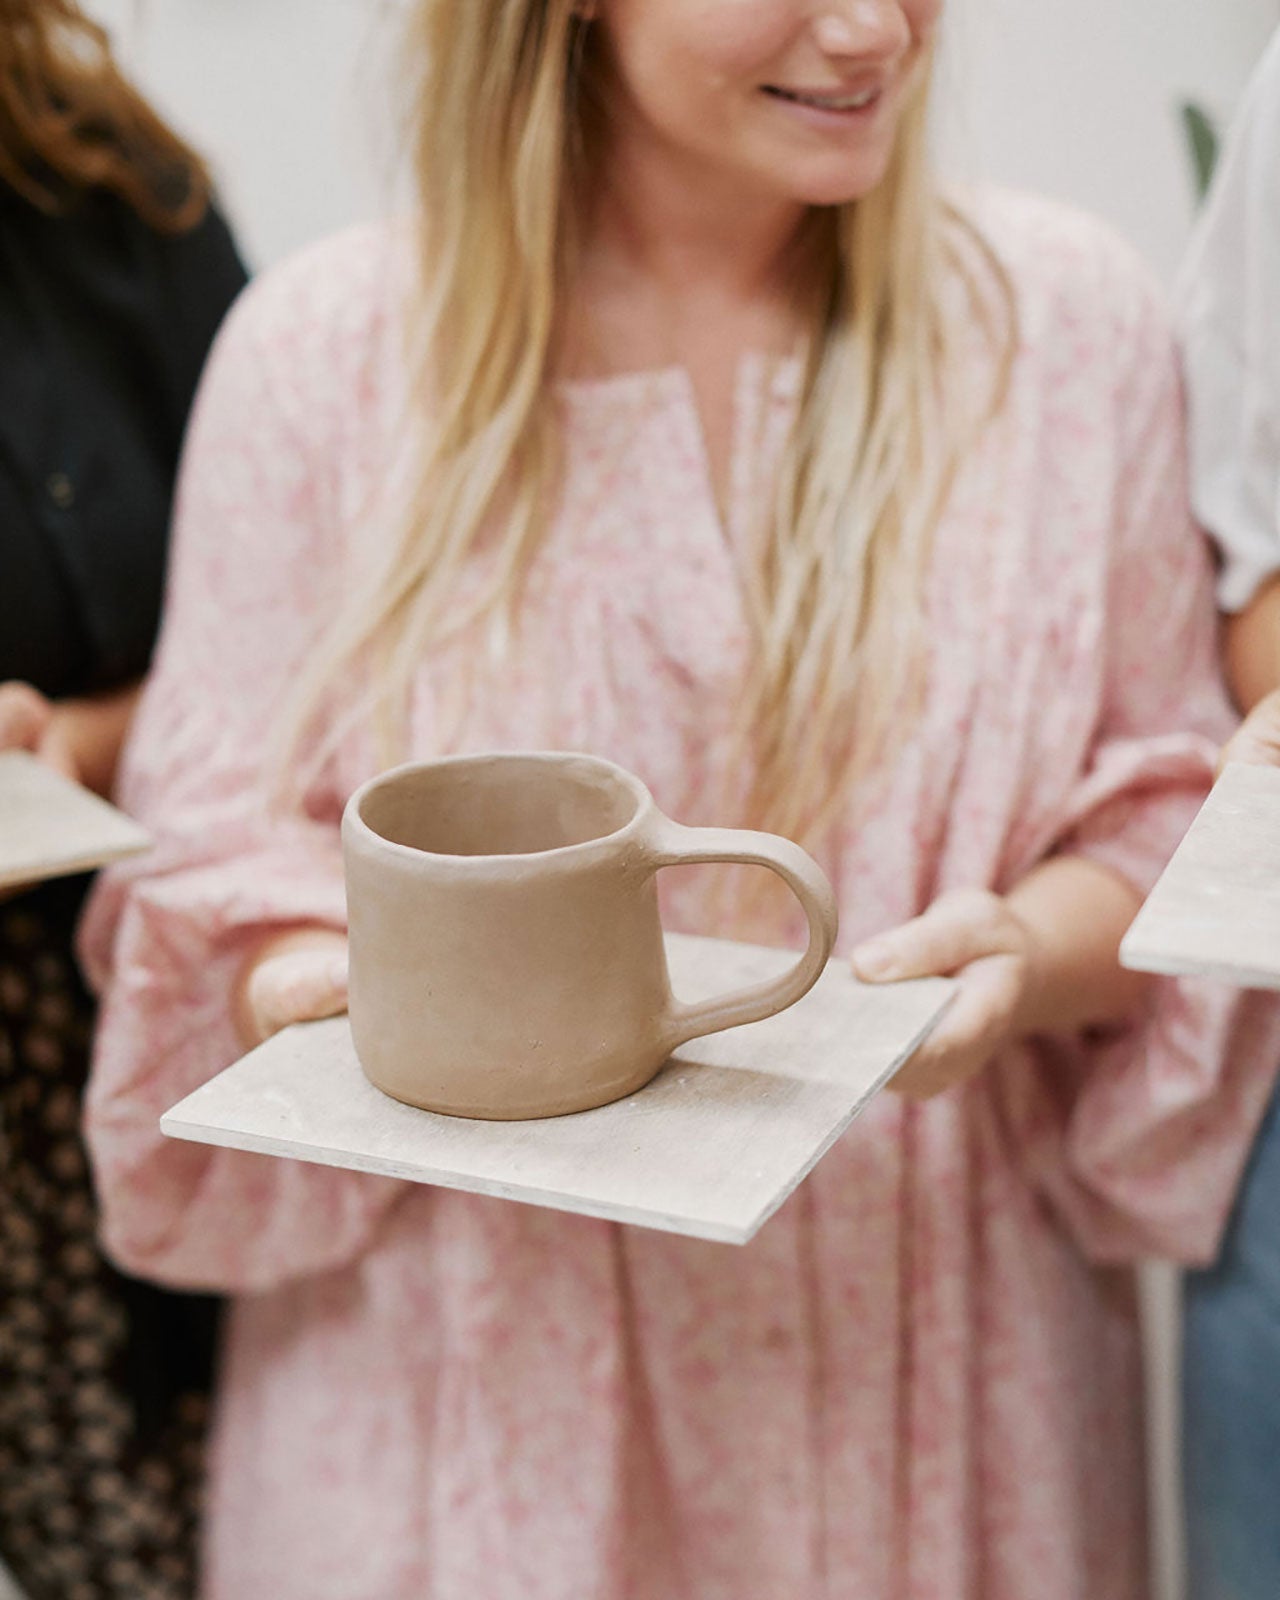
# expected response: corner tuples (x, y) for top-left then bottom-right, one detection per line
(762, 83), (884, 113)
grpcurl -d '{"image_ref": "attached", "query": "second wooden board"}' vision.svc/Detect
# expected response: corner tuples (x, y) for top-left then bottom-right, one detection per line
(163, 932), (954, 1245)
(0, 750), (151, 891)
(1121, 762), (1280, 990)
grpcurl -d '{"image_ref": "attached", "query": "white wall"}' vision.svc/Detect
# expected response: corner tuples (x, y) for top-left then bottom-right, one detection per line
(91, 0), (1280, 280)
(88, 0), (407, 268)
(943, 0), (1280, 278)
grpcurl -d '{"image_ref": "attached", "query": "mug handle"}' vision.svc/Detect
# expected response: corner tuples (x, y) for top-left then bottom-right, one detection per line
(640, 816), (840, 1051)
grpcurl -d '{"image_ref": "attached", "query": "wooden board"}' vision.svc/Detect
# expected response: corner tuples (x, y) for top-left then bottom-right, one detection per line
(163, 932), (953, 1245)
(0, 750), (151, 891)
(1121, 762), (1280, 990)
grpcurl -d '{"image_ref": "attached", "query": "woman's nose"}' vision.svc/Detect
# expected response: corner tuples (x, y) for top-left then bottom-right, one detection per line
(812, 2), (912, 63)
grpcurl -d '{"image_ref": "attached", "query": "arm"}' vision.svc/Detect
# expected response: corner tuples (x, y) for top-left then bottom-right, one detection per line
(81, 239), (405, 1294)
(1188, 30), (1280, 760)
(0, 677), (141, 796)
(853, 859), (1150, 1101)
(1220, 582), (1280, 771)
(1181, 32), (1280, 720)
(51, 682), (142, 796)
(1224, 578), (1280, 712)
(1007, 857), (1149, 1030)
(1030, 255), (1280, 1263)
(0, 213), (246, 806)
(861, 238), (1280, 1264)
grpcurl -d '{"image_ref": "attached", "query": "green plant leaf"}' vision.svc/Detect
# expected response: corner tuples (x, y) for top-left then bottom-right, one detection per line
(1181, 101), (1220, 202)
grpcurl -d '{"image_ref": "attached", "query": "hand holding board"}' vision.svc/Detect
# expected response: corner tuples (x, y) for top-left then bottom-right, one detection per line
(163, 933), (954, 1246)
(1121, 762), (1280, 991)
(0, 749), (151, 892)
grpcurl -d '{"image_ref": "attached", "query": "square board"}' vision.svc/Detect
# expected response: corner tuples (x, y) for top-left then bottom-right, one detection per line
(162, 932), (953, 1245)
(1121, 762), (1280, 990)
(0, 750), (151, 892)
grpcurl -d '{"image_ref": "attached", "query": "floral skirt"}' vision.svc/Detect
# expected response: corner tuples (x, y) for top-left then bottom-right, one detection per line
(0, 884), (218, 1600)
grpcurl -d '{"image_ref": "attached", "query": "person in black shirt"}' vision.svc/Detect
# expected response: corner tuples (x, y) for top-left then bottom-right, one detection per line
(0, 3), (247, 1595)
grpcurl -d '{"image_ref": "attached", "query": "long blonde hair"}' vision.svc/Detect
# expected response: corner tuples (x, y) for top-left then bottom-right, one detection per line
(284, 0), (1015, 843)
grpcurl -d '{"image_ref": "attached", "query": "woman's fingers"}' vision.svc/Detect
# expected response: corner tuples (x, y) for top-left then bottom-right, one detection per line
(852, 891), (1037, 1099)
(852, 889), (1020, 983)
(0, 682), (54, 753)
(34, 720), (81, 783)
(1220, 688), (1280, 773)
(0, 684), (79, 785)
(0, 687), (68, 895)
(242, 939), (349, 1048)
(889, 953), (1024, 1099)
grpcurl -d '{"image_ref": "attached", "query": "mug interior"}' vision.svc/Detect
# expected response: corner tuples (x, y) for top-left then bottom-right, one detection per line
(357, 756), (642, 858)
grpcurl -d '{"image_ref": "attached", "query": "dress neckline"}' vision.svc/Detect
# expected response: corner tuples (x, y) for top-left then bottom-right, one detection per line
(555, 349), (803, 403)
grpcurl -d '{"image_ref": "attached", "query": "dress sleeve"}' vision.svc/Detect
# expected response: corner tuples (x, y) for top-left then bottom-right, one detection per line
(1178, 25), (1280, 611)
(79, 241), (407, 1293)
(1006, 266), (1280, 1265)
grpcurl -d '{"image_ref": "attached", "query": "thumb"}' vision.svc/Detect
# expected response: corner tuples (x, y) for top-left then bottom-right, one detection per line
(0, 682), (54, 753)
(246, 945), (350, 1045)
(35, 721), (81, 785)
(852, 890), (1016, 982)
(1221, 689), (1280, 774)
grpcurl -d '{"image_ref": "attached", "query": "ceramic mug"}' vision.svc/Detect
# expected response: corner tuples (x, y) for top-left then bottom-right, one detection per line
(341, 751), (839, 1120)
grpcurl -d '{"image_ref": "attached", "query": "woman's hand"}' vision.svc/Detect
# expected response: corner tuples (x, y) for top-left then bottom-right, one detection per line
(1219, 686), (1280, 772)
(852, 889), (1045, 1099)
(0, 683), (87, 901)
(232, 927), (350, 1050)
(0, 681), (77, 780)
(0, 678), (142, 796)
(852, 859), (1150, 1100)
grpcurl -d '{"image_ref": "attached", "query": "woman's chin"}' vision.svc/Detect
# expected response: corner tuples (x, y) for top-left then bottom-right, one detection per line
(774, 156), (897, 212)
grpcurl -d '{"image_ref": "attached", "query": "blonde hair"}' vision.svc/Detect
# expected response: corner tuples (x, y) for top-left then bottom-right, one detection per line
(283, 0), (1015, 844)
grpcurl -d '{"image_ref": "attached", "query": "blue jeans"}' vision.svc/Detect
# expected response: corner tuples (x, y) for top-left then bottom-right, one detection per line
(1183, 1081), (1280, 1600)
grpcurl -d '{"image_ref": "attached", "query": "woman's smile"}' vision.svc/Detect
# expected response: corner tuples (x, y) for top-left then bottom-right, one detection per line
(760, 77), (889, 129)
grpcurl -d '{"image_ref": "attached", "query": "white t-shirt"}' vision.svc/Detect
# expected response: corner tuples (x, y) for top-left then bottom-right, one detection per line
(1180, 26), (1280, 611)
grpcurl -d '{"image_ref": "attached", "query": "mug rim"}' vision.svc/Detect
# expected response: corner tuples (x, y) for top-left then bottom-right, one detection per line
(342, 750), (655, 868)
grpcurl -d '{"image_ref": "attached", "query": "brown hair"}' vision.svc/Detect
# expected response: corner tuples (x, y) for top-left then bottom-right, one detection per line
(0, 0), (211, 230)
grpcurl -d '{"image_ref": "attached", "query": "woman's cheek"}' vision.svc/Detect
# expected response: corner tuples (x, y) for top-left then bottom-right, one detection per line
(906, 0), (944, 45)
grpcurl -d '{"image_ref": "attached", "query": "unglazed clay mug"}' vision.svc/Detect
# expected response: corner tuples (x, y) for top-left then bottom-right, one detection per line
(341, 752), (839, 1120)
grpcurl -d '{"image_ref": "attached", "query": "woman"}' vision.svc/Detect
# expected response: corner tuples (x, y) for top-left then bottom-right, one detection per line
(82, 2), (1280, 1596)
(1178, 25), (1280, 1600)
(0, 2), (246, 1595)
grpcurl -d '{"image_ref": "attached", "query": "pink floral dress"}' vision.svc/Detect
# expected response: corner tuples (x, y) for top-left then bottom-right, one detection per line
(81, 192), (1280, 1600)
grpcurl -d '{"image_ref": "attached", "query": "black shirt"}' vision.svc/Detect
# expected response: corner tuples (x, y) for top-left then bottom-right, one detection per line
(0, 184), (247, 697)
